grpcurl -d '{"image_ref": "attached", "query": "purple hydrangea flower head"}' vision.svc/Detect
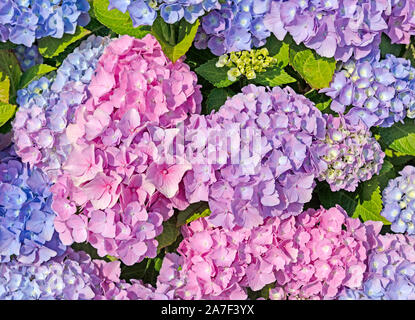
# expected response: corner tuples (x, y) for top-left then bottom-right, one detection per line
(338, 234), (415, 300)
(0, 0), (90, 47)
(182, 84), (327, 230)
(0, 145), (66, 264)
(321, 54), (415, 128)
(13, 35), (111, 183)
(381, 166), (415, 234)
(316, 114), (384, 192)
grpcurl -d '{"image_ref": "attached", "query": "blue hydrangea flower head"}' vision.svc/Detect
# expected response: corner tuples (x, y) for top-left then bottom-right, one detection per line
(0, 145), (66, 264)
(381, 166), (415, 234)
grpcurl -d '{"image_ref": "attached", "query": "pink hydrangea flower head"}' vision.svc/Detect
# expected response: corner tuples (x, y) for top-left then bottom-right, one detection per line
(52, 34), (202, 266)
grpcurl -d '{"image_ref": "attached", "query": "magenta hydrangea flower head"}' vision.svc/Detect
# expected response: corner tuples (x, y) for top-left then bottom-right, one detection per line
(52, 34), (202, 266)
(316, 114), (384, 192)
(321, 54), (415, 128)
(381, 166), (415, 234)
(339, 234), (415, 300)
(0, 145), (66, 265)
(13, 35), (111, 183)
(181, 84), (327, 230)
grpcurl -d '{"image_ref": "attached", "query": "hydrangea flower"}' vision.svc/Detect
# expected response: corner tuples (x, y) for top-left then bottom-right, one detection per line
(194, 0), (271, 55)
(13, 44), (43, 72)
(108, 0), (220, 27)
(264, 0), (415, 62)
(338, 234), (415, 300)
(0, 247), (165, 300)
(216, 48), (276, 81)
(13, 35), (111, 183)
(52, 34), (202, 266)
(0, 145), (66, 264)
(316, 114), (384, 192)
(156, 206), (382, 300)
(321, 54), (415, 128)
(0, 0), (90, 47)
(181, 84), (327, 230)
(381, 166), (415, 234)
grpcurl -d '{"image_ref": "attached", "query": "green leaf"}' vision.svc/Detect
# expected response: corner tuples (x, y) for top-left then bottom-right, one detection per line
(318, 183), (358, 215)
(93, 0), (150, 38)
(352, 179), (390, 225)
(206, 88), (231, 113)
(0, 42), (17, 50)
(380, 33), (405, 58)
(38, 27), (91, 59)
(71, 242), (103, 260)
(289, 45), (336, 89)
(151, 17), (199, 62)
(0, 50), (22, 103)
(195, 58), (235, 88)
(156, 216), (180, 250)
(0, 77), (10, 103)
(376, 160), (396, 190)
(264, 35), (290, 68)
(377, 119), (415, 156)
(403, 43), (415, 66)
(253, 67), (296, 87)
(0, 102), (16, 128)
(176, 202), (210, 227)
(19, 64), (56, 89)
(305, 90), (332, 112)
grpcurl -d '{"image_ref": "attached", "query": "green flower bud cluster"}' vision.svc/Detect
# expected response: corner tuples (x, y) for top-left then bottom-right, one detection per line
(215, 48), (276, 81)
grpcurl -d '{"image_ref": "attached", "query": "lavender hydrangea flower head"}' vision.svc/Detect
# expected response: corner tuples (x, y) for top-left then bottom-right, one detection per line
(13, 35), (111, 183)
(0, 0), (90, 47)
(321, 54), (415, 128)
(381, 166), (415, 234)
(338, 234), (415, 300)
(182, 84), (327, 230)
(264, 0), (415, 62)
(0, 145), (65, 264)
(316, 114), (384, 192)
(194, 0), (271, 55)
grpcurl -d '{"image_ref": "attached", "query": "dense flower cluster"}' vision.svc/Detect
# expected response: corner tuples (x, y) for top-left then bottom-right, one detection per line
(182, 84), (326, 230)
(381, 166), (415, 234)
(216, 48), (276, 81)
(321, 54), (415, 128)
(339, 234), (415, 300)
(108, 0), (220, 26)
(13, 45), (43, 72)
(13, 35), (111, 182)
(316, 114), (384, 192)
(156, 206), (381, 299)
(0, 145), (65, 264)
(194, 0), (271, 55)
(264, 0), (415, 62)
(0, 0), (90, 47)
(52, 34), (202, 265)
